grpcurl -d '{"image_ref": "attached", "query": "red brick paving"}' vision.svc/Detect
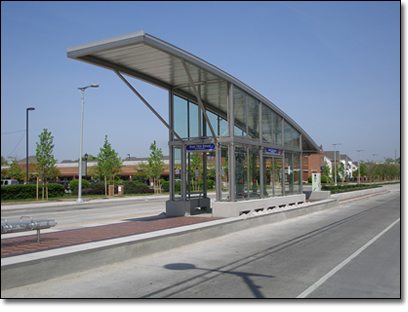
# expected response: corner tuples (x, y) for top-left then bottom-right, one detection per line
(1, 216), (220, 259)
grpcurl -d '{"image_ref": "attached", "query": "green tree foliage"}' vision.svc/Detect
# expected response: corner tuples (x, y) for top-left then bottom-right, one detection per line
(3, 157), (24, 182)
(69, 179), (89, 195)
(189, 152), (202, 192)
(35, 129), (58, 199)
(144, 140), (165, 194)
(92, 135), (123, 196)
(1, 156), (8, 167)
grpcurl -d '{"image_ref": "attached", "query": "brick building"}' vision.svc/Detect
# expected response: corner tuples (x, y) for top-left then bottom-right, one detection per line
(302, 145), (325, 181)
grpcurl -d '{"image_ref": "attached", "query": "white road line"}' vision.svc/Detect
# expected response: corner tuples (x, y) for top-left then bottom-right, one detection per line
(296, 217), (400, 298)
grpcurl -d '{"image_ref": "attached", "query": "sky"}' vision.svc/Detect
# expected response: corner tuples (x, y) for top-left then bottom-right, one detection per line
(1, 1), (401, 164)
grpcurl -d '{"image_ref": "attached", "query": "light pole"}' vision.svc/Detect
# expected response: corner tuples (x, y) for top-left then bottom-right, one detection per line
(26, 107), (35, 184)
(332, 143), (342, 186)
(84, 153), (88, 180)
(357, 150), (364, 184)
(77, 84), (99, 203)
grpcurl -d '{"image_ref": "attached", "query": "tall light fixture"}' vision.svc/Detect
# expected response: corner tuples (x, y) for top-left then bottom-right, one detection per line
(26, 107), (35, 184)
(332, 143), (342, 186)
(357, 150), (364, 184)
(77, 84), (99, 203)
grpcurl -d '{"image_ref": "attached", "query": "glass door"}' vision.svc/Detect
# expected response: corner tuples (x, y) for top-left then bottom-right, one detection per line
(263, 156), (283, 197)
(274, 157), (284, 196)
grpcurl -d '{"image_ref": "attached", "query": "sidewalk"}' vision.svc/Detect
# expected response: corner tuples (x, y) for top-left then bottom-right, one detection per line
(1, 214), (219, 258)
(1, 193), (170, 211)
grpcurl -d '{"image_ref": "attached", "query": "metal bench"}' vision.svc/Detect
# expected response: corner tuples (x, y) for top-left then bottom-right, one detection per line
(1, 216), (58, 242)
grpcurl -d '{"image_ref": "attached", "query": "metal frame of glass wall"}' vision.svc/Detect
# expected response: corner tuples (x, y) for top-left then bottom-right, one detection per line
(168, 83), (303, 205)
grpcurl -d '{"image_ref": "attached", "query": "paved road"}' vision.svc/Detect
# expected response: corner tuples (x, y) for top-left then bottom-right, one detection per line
(1, 196), (170, 228)
(1, 188), (400, 298)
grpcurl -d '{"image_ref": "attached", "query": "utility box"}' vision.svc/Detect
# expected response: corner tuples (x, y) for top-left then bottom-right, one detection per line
(118, 185), (124, 195)
(312, 173), (321, 191)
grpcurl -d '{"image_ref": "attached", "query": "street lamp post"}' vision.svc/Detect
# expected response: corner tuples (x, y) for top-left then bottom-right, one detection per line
(332, 143), (342, 186)
(77, 84), (99, 203)
(84, 153), (88, 180)
(357, 150), (364, 184)
(26, 107), (35, 184)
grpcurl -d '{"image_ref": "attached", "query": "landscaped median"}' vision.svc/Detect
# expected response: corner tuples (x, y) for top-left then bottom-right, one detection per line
(322, 183), (382, 194)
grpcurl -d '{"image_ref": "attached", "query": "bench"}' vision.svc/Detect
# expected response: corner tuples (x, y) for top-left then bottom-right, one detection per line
(1, 216), (58, 242)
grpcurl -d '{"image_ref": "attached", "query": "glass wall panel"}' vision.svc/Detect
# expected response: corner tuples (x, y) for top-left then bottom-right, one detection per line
(285, 152), (294, 195)
(219, 116), (228, 136)
(247, 96), (260, 139)
(249, 147), (260, 198)
(263, 156), (273, 197)
(220, 145), (229, 201)
(292, 129), (300, 148)
(204, 110), (217, 136)
(203, 109), (228, 137)
(189, 101), (199, 138)
(173, 147), (182, 200)
(235, 146), (247, 201)
(262, 105), (273, 142)
(173, 96), (188, 139)
(234, 87), (247, 137)
(293, 153), (301, 193)
(284, 121), (293, 146)
(273, 113), (282, 144)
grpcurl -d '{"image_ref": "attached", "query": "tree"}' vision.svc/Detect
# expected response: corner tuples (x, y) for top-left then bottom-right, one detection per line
(35, 129), (58, 200)
(323, 161), (331, 183)
(1, 156), (8, 167)
(144, 140), (165, 194)
(6, 157), (25, 182)
(93, 135), (123, 196)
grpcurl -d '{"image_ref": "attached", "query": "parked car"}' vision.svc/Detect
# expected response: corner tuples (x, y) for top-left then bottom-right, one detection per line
(1, 179), (20, 186)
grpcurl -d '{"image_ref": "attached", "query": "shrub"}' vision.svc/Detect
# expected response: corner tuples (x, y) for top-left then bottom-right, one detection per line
(123, 180), (150, 194)
(1, 183), (65, 200)
(88, 181), (105, 189)
(69, 179), (89, 195)
(160, 180), (214, 193)
(161, 181), (170, 192)
(322, 184), (381, 193)
(82, 187), (105, 195)
(207, 179), (215, 190)
(321, 175), (330, 184)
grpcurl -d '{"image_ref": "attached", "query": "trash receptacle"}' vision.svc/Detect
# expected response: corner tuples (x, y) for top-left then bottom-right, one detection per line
(109, 185), (114, 196)
(118, 185), (124, 195)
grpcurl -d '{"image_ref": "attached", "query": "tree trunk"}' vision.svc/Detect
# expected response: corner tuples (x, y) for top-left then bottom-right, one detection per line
(104, 176), (107, 197)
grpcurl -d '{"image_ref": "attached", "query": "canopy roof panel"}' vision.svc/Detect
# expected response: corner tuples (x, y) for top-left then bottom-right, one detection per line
(67, 30), (319, 153)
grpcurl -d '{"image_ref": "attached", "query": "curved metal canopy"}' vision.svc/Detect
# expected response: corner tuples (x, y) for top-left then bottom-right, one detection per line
(67, 30), (320, 154)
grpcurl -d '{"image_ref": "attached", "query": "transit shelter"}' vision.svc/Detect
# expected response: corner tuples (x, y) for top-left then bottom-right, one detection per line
(67, 31), (320, 217)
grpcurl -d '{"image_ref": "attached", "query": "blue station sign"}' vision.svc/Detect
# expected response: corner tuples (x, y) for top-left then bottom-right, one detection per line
(265, 148), (281, 155)
(186, 144), (215, 152)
